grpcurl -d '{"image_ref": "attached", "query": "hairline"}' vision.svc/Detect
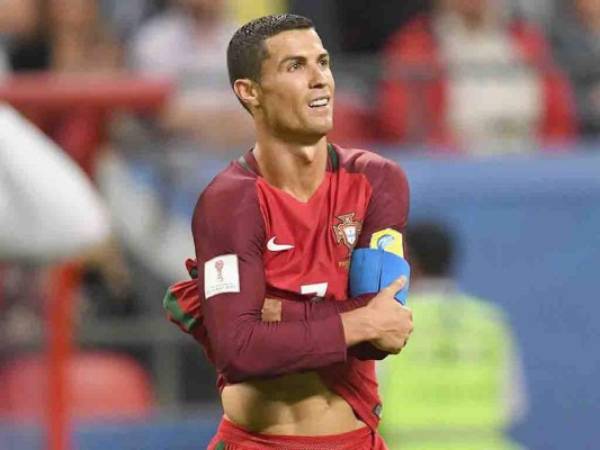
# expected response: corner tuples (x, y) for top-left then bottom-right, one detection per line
(244, 26), (318, 85)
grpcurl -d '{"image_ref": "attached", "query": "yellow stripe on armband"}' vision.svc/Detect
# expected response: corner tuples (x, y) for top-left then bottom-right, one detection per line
(370, 228), (404, 257)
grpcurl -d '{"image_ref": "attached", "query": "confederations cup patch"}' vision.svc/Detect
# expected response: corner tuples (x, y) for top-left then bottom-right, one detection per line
(204, 254), (240, 299)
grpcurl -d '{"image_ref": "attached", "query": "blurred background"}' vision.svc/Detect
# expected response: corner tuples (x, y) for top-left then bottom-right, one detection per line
(0, 0), (598, 449)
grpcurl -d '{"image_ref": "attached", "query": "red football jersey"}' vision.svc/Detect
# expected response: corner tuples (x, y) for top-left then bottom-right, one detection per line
(167, 143), (409, 430)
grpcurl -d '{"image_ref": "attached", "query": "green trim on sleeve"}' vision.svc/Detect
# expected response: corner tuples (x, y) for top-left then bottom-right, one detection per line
(162, 289), (198, 332)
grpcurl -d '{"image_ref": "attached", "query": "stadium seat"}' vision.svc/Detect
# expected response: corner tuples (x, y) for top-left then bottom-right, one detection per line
(0, 352), (154, 420)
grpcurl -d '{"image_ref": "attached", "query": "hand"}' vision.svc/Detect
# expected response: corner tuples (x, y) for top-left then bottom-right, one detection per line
(366, 277), (413, 354)
(261, 298), (282, 322)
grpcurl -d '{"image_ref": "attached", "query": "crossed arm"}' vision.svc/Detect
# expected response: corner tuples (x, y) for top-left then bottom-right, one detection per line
(185, 161), (409, 383)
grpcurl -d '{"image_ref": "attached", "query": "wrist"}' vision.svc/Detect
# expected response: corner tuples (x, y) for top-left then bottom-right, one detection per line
(340, 307), (378, 346)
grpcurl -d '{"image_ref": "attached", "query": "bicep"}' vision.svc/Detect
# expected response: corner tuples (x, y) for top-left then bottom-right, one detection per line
(358, 163), (410, 249)
(192, 195), (267, 349)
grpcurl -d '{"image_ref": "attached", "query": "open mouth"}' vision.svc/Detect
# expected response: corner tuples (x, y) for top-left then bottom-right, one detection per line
(309, 97), (330, 108)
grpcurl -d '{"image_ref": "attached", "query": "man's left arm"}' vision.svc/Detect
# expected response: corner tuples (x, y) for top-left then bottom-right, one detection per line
(276, 160), (410, 360)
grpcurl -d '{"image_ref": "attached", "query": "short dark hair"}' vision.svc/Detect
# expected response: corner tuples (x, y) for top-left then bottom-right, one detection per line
(227, 14), (314, 108)
(406, 222), (455, 277)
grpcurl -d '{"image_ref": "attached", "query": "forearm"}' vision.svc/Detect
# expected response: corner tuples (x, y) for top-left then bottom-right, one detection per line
(207, 308), (347, 383)
(279, 295), (391, 360)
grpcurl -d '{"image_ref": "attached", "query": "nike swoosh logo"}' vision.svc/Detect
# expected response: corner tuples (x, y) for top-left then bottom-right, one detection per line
(267, 237), (294, 252)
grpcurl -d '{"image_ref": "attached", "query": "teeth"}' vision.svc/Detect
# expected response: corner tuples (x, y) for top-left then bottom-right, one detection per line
(310, 98), (329, 107)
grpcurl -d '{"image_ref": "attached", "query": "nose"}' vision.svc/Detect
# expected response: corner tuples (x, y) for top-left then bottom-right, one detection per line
(309, 63), (328, 89)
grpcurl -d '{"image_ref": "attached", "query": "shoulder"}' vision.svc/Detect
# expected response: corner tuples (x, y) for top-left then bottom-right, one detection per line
(196, 159), (258, 215)
(508, 20), (553, 62)
(334, 144), (408, 191)
(192, 158), (264, 239)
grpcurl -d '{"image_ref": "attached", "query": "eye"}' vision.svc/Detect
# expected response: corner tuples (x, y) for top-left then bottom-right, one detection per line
(288, 61), (302, 72)
(319, 57), (330, 68)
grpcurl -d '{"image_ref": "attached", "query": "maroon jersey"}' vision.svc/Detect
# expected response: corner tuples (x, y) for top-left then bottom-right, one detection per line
(167, 143), (409, 430)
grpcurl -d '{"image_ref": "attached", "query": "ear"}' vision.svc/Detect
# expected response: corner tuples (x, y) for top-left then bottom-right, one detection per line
(233, 79), (260, 111)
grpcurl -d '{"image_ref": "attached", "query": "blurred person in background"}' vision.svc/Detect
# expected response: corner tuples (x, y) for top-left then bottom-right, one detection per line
(5, 0), (121, 74)
(5, 0), (123, 172)
(552, 0), (600, 138)
(377, 0), (576, 154)
(3, 0), (138, 319)
(129, 0), (253, 147)
(0, 103), (110, 340)
(48, 0), (121, 73)
(379, 222), (527, 450)
(100, 0), (256, 287)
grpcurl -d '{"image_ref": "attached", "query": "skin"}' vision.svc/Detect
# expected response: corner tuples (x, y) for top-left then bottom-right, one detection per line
(222, 28), (413, 435)
(439, 0), (495, 29)
(574, 0), (600, 31)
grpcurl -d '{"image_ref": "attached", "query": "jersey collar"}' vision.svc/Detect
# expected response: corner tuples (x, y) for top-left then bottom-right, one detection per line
(238, 143), (339, 176)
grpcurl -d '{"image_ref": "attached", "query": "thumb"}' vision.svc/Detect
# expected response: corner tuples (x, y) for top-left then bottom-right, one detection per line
(384, 276), (407, 293)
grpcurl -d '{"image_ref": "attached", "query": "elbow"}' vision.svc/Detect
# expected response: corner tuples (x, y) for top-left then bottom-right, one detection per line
(216, 348), (266, 383)
(212, 328), (283, 383)
(218, 358), (253, 384)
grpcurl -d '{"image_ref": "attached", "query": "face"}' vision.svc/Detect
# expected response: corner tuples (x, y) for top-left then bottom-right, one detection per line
(177, 0), (225, 18)
(50, 0), (97, 30)
(442, 0), (489, 21)
(253, 28), (335, 142)
(574, 0), (600, 21)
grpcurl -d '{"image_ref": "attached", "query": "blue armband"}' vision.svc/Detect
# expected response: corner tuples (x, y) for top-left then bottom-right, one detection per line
(349, 248), (410, 304)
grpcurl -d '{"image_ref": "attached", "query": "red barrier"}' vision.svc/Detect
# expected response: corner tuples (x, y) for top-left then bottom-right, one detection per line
(46, 264), (79, 450)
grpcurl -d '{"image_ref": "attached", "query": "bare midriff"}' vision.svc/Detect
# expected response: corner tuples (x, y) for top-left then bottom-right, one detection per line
(221, 371), (366, 435)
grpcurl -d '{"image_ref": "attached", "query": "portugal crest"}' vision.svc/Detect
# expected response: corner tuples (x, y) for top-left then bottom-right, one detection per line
(333, 213), (362, 251)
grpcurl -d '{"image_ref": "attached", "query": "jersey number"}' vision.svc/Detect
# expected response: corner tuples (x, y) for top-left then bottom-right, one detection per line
(300, 282), (328, 297)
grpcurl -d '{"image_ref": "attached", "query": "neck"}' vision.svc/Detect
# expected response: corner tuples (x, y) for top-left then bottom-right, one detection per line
(253, 130), (329, 203)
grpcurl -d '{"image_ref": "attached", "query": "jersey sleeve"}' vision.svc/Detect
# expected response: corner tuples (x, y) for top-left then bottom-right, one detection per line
(357, 158), (410, 250)
(192, 174), (347, 383)
(278, 158), (410, 360)
(350, 158), (411, 359)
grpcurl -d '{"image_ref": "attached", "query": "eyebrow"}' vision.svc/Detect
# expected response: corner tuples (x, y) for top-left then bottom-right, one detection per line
(278, 52), (330, 69)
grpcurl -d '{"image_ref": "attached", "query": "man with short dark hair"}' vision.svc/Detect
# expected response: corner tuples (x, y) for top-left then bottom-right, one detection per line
(164, 14), (413, 449)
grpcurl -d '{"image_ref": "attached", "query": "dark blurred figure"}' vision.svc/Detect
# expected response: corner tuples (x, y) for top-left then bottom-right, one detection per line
(378, 222), (527, 450)
(552, 0), (600, 138)
(6, 0), (121, 73)
(334, 0), (429, 54)
(377, 0), (577, 154)
(0, 0), (48, 72)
